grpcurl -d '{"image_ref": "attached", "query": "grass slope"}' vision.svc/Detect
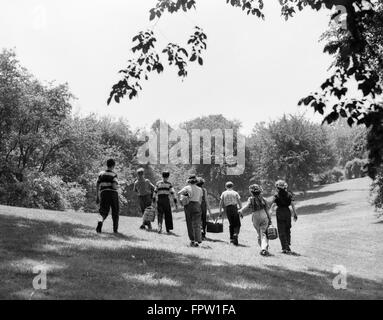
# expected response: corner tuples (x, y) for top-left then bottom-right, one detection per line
(0, 178), (382, 300)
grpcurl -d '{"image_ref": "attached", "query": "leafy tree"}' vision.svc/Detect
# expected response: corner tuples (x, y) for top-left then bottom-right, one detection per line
(181, 114), (250, 201)
(248, 114), (336, 192)
(325, 120), (367, 167)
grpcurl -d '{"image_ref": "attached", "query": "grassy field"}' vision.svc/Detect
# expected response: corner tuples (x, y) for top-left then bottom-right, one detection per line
(0, 177), (382, 300)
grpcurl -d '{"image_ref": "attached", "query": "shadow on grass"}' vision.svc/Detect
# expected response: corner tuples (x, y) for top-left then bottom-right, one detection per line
(297, 203), (340, 216)
(0, 214), (382, 300)
(294, 189), (347, 202)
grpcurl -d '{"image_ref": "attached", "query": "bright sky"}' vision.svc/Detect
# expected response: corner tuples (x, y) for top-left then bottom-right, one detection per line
(1, 0), (335, 134)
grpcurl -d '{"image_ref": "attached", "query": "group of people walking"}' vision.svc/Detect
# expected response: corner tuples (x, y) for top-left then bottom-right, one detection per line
(95, 159), (298, 256)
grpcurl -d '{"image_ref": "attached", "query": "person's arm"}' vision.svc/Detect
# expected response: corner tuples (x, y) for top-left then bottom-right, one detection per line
(219, 197), (224, 217)
(178, 186), (187, 196)
(150, 182), (155, 194)
(264, 200), (272, 225)
(239, 201), (250, 215)
(236, 193), (242, 210)
(170, 185), (178, 209)
(112, 174), (118, 191)
(291, 201), (298, 221)
(96, 181), (100, 204)
(152, 182), (158, 204)
(205, 189), (212, 215)
(270, 203), (277, 215)
(133, 181), (138, 194)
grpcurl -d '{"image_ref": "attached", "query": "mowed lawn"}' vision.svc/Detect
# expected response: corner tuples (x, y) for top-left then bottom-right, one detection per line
(0, 178), (382, 300)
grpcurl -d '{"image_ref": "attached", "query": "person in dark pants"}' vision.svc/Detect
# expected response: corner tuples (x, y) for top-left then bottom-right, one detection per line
(196, 177), (212, 240)
(96, 159), (119, 234)
(219, 182), (242, 245)
(270, 180), (298, 254)
(178, 175), (203, 247)
(153, 171), (178, 234)
(133, 168), (155, 230)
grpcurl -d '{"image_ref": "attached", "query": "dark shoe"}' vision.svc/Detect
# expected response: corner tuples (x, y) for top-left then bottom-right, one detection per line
(232, 237), (239, 246)
(260, 250), (269, 256)
(96, 222), (103, 233)
(282, 249), (289, 254)
(147, 223), (152, 230)
(113, 230), (119, 234)
(139, 225), (146, 230)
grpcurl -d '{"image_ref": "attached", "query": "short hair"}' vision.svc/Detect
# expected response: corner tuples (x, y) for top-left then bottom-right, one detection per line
(225, 181), (234, 189)
(137, 168), (144, 174)
(106, 159), (116, 168)
(162, 171), (170, 178)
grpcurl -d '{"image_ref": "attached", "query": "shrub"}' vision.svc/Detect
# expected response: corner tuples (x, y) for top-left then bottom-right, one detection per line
(318, 168), (344, 185)
(29, 174), (69, 211)
(65, 183), (87, 211)
(0, 172), (87, 211)
(345, 159), (367, 179)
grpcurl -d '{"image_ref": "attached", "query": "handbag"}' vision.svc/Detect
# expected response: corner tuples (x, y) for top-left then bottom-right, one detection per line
(143, 205), (156, 223)
(180, 193), (190, 206)
(180, 187), (191, 206)
(266, 224), (278, 240)
(206, 215), (224, 233)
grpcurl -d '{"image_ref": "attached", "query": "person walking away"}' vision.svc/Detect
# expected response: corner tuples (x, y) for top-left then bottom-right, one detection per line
(178, 175), (203, 247)
(153, 171), (178, 234)
(239, 184), (272, 256)
(219, 182), (242, 246)
(196, 177), (212, 240)
(133, 168), (155, 230)
(270, 180), (298, 254)
(96, 159), (119, 234)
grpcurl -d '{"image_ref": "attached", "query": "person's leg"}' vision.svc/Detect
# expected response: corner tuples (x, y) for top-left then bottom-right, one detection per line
(252, 213), (262, 247)
(139, 196), (147, 229)
(259, 220), (269, 252)
(111, 192), (120, 233)
(277, 217), (287, 251)
(157, 201), (165, 232)
(163, 199), (173, 232)
(97, 191), (111, 233)
(184, 205), (194, 242)
(231, 206), (240, 245)
(201, 204), (207, 239)
(192, 211), (202, 244)
(225, 206), (235, 241)
(286, 217), (292, 251)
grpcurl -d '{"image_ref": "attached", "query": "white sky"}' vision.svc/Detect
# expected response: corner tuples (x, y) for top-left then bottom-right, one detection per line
(1, 0), (335, 134)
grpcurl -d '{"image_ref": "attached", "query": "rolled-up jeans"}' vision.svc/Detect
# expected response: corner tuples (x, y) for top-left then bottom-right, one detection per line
(252, 209), (269, 251)
(184, 201), (202, 242)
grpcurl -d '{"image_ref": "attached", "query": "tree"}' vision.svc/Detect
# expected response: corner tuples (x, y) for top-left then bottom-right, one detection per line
(325, 119), (367, 167)
(248, 114), (336, 192)
(108, 0), (382, 178)
(181, 114), (250, 200)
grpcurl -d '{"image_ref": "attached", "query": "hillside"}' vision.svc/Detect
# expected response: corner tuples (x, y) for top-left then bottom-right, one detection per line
(0, 178), (382, 299)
